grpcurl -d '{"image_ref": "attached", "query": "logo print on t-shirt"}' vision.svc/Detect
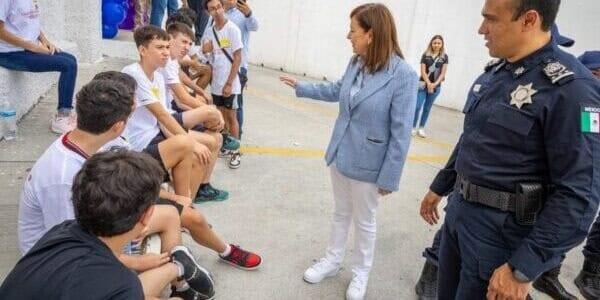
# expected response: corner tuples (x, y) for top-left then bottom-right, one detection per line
(150, 86), (161, 100)
(219, 38), (231, 48)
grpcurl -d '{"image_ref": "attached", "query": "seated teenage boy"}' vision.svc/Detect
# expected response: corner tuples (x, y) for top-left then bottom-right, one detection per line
(162, 22), (230, 202)
(166, 11), (213, 93)
(16, 78), (214, 299)
(124, 25), (263, 270)
(3, 150), (214, 299)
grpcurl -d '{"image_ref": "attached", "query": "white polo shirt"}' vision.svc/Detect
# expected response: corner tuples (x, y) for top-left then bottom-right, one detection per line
(18, 134), (86, 254)
(122, 63), (167, 151)
(0, 0), (41, 53)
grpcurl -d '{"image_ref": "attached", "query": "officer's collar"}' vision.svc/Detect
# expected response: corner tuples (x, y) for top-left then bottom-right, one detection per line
(502, 41), (556, 78)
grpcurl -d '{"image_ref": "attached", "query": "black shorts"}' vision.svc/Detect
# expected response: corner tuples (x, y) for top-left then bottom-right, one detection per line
(213, 94), (237, 109)
(142, 132), (167, 165)
(171, 112), (205, 132)
(156, 198), (185, 215)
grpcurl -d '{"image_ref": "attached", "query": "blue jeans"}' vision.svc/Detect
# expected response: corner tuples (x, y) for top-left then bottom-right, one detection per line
(237, 67), (248, 140)
(0, 51), (77, 110)
(413, 85), (441, 128)
(150, 0), (178, 26)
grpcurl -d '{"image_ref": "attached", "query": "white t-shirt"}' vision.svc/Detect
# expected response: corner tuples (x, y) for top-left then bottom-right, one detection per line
(159, 57), (181, 109)
(122, 63), (167, 151)
(203, 20), (243, 96)
(18, 135), (86, 254)
(0, 0), (41, 53)
(18, 135), (134, 255)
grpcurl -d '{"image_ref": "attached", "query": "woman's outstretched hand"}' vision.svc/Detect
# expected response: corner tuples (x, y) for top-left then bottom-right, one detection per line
(279, 75), (298, 88)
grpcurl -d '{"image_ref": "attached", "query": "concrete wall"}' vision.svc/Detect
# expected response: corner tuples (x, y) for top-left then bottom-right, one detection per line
(248, 0), (600, 110)
(39, 0), (103, 63)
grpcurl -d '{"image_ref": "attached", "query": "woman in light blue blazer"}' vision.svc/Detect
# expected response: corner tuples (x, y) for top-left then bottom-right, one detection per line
(280, 3), (417, 299)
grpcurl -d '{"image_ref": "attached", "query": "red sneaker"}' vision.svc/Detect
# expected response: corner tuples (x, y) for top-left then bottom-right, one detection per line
(219, 244), (262, 270)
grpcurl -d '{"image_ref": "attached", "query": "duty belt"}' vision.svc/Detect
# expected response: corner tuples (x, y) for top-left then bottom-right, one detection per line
(456, 175), (517, 212)
(456, 174), (544, 226)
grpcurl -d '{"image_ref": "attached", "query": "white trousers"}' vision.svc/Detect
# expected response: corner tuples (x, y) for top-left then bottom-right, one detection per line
(325, 165), (381, 279)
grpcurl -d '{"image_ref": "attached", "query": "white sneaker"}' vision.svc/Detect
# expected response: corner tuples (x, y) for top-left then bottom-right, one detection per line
(411, 129), (417, 137)
(228, 151), (241, 169)
(50, 114), (76, 134)
(417, 128), (427, 138)
(303, 258), (340, 284)
(346, 275), (368, 300)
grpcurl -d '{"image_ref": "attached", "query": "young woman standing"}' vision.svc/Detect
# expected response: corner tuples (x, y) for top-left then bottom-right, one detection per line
(412, 35), (448, 138)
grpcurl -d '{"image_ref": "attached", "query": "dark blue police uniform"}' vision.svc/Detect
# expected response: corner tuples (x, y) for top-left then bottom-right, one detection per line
(432, 41), (600, 298)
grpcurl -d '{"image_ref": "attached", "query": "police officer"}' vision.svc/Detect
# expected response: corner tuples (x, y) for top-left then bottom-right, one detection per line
(419, 0), (600, 299)
(414, 23), (578, 300)
(573, 50), (600, 300)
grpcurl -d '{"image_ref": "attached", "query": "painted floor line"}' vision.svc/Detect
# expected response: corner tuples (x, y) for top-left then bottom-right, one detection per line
(240, 145), (448, 163)
(245, 86), (455, 151)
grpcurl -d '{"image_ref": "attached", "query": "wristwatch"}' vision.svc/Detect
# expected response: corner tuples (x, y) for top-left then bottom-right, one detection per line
(509, 264), (531, 283)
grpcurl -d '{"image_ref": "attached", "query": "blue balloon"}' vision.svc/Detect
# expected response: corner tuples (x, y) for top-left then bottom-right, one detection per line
(102, 2), (126, 25)
(102, 24), (119, 39)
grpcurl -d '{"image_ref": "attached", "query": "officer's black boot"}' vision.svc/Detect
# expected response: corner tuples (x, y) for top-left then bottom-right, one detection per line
(414, 260), (437, 300)
(532, 265), (576, 300)
(575, 259), (600, 300)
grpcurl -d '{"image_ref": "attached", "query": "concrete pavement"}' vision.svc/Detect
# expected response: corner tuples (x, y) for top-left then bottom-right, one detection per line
(0, 57), (585, 299)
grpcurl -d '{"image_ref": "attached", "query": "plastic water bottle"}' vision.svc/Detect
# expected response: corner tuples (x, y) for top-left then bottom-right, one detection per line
(0, 107), (4, 139)
(1, 101), (17, 141)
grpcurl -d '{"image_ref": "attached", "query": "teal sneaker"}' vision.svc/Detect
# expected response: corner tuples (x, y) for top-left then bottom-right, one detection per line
(222, 135), (240, 151)
(194, 184), (229, 203)
(206, 184), (229, 201)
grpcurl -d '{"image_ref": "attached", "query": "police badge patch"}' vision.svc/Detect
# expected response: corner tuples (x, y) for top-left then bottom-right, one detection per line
(543, 61), (574, 84)
(510, 83), (537, 109)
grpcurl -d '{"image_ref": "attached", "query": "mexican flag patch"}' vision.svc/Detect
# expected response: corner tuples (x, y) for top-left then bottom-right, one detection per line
(582, 107), (600, 133)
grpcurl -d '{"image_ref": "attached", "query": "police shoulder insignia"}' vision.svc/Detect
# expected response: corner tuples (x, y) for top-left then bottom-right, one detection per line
(543, 61), (574, 84)
(485, 59), (504, 72)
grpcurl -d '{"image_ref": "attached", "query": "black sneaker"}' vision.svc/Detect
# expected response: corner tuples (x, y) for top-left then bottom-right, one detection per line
(415, 260), (437, 300)
(533, 265), (576, 300)
(170, 246), (215, 299)
(575, 259), (600, 300)
(171, 286), (214, 300)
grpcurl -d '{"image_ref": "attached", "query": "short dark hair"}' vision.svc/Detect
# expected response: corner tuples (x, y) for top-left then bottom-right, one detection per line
(75, 79), (134, 134)
(92, 71), (137, 98)
(72, 150), (164, 237)
(204, 0), (219, 11)
(176, 7), (197, 23)
(511, 0), (561, 31)
(166, 11), (195, 29)
(134, 25), (170, 48)
(167, 22), (195, 41)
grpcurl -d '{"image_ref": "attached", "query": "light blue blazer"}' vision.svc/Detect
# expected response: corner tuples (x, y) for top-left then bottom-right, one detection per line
(296, 55), (417, 191)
